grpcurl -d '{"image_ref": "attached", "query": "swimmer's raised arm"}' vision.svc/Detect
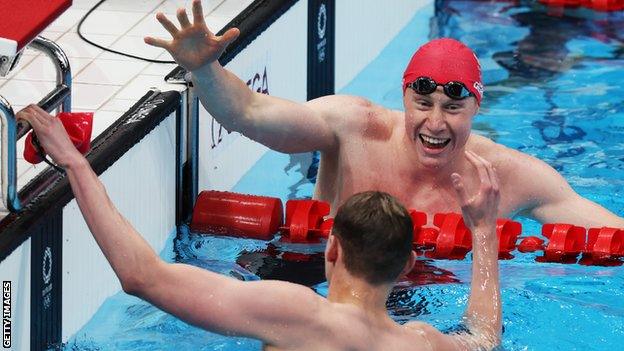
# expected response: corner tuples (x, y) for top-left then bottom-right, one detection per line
(145, 0), (345, 154)
(452, 151), (502, 348)
(411, 151), (502, 351)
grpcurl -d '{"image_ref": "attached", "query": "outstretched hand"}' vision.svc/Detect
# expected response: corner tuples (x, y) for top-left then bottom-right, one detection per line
(451, 151), (500, 232)
(144, 0), (240, 71)
(16, 105), (82, 168)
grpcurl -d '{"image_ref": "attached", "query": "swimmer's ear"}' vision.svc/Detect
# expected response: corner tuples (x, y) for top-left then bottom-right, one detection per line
(325, 235), (339, 263)
(399, 250), (416, 278)
(473, 99), (480, 116)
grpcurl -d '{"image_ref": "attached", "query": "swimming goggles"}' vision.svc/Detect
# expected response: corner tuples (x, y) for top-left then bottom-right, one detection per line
(407, 76), (474, 100)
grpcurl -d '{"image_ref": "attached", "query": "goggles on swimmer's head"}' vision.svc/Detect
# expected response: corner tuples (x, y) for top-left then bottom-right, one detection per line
(407, 76), (474, 100)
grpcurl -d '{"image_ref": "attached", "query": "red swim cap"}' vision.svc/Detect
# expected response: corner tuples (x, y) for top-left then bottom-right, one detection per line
(403, 38), (484, 104)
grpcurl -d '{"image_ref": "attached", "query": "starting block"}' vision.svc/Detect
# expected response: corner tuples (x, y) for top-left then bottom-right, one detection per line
(0, 0), (72, 75)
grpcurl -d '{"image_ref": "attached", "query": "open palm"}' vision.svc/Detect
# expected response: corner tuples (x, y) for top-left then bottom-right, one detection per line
(144, 0), (240, 71)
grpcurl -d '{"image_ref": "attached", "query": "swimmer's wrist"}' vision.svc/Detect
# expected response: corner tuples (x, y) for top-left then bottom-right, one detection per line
(64, 154), (89, 171)
(189, 61), (220, 79)
(471, 223), (497, 242)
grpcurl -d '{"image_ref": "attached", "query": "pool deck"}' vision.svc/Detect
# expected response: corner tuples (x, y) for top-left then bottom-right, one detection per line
(0, 0), (252, 216)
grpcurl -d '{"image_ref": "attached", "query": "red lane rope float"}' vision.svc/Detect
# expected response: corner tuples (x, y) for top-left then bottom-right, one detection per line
(413, 214), (522, 260)
(539, 223), (586, 263)
(587, 227), (624, 258)
(190, 191), (283, 240)
(280, 199), (331, 242)
(190, 191), (624, 265)
(429, 213), (472, 260)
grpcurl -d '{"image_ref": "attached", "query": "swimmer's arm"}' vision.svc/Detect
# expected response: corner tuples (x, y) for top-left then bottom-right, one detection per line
(134, 265), (329, 348)
(425, 151), (501, 351)
(144, 0), (343, 153)
(63, 155), (331, 347)
(412, 225), (501, 351)
(406, 236), (501, 351)
(509, 151), (624, 228)
(193, 64), (352, 153)
(463, 223), (502, 346)
(16, 105), (328, 346)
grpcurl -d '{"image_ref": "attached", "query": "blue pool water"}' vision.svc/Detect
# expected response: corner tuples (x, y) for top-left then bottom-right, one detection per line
(65, 1), (624, 350)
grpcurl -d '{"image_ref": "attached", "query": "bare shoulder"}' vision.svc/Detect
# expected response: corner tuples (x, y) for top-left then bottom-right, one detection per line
(466, 134), (538, 173)
(304, 94), (375, 116)
(302, 302), (372, 349)
(403, 321), (450, 350)
(305, 95), (397, 137)
(466, 133), (575, 212)
(404, 321), (492, 351)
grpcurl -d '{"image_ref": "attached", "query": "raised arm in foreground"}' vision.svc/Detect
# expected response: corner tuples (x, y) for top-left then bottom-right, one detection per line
(144, 0), (342, 154)
(16, 105), (333, 349)
(412, 150), (502, 351)
(453, 151), (502, 347)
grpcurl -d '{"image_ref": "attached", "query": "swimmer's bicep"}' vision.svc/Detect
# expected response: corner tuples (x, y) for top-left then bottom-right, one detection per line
(135, 262), (258, 336)
(246, 94), (370, 153)
(242, 93), (338, 153)
(143, 263), (326, 343)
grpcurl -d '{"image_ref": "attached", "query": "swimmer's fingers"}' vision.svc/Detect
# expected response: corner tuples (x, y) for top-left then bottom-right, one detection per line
(16, 105), (45, 128)
(176, 8), (192, 29)
(466, 151), (491, 191)
(471, 152), (499, 193)
(192, 0), (206, 25)
(218, 27), (240, 48)
(451, 173), (470, 206)
(144, 36), (171, 50)
(15, 108), (34, 129)
(156, 12), (180, 38)
(19, 106), (79, 167)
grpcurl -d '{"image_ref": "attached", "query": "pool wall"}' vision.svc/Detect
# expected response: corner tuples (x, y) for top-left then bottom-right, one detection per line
(60, 113), (179, 340)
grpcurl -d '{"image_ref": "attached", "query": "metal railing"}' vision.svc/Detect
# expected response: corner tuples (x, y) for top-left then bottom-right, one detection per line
(0, 36), (71, 212)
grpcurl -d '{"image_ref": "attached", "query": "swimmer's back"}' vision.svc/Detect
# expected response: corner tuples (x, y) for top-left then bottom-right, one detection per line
(261, 301), (440, 351)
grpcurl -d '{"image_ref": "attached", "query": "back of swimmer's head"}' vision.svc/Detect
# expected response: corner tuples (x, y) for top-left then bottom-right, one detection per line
(331, 191), (413, 286)
(403, 38), (484, 104)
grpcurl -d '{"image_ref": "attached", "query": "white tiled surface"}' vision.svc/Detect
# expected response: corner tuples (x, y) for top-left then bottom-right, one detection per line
(0, 0), (253, 214)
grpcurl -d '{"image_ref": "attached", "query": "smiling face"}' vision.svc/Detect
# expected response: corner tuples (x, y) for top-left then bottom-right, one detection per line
(403, 86), (479, 169)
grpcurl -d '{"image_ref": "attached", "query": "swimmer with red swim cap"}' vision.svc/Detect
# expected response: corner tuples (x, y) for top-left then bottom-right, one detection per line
(146, 5), (623, 230)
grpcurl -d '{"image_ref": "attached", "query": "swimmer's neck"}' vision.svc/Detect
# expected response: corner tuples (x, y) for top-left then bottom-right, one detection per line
(326, 270), (392, 317)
